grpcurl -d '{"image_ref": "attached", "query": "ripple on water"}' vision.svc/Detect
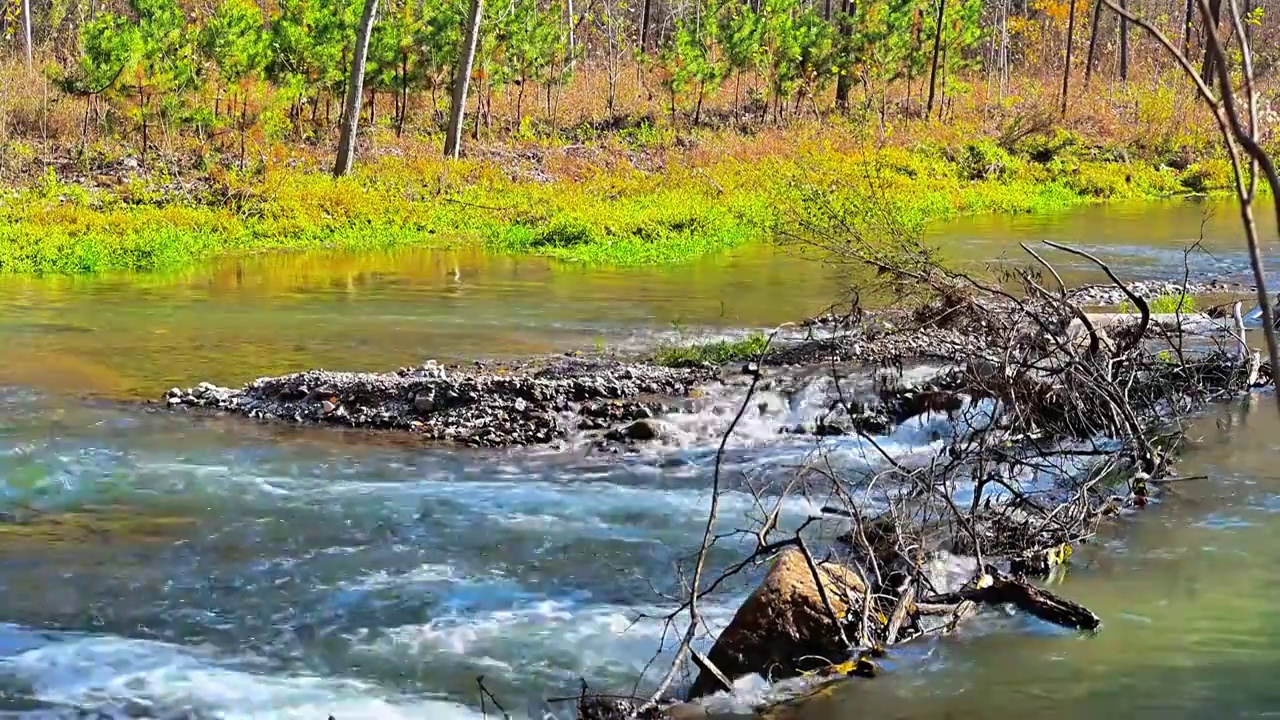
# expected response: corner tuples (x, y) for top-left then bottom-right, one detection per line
(0, 628), (484, 720)
(0, 373), (1066, 716)
(346, 596), (745, 703)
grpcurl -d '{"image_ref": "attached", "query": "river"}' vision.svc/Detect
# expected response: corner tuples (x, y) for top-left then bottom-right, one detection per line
(0, 198), (1277, 719)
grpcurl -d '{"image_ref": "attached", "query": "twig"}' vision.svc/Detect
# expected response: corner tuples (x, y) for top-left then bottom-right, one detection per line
(1042, 240), (1150, 354)
(476, 676), (511, 720)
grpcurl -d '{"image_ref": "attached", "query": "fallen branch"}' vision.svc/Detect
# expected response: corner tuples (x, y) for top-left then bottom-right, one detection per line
(922, 571), (1100, 631)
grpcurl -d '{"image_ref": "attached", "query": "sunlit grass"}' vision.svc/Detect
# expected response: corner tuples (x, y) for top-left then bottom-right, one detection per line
(652, 332), (770, 367)
(0, 127), (1238, 275)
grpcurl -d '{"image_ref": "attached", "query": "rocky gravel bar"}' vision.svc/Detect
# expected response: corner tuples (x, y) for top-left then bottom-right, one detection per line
(162, 357), (709, 447)
(1064, 279), (1252, 306)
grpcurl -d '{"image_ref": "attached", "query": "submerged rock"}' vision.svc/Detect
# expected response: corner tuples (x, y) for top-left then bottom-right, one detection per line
(605, 418), (669, 442)
(687, 547), (866, 700)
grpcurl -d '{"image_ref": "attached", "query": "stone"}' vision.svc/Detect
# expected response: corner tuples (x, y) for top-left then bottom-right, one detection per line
(619, 419), (661, 441)
(413, 392), (436, 414)
(814, 420), (848, 436)
(159, 358), (709, 447)
(687, 547), (865, 700)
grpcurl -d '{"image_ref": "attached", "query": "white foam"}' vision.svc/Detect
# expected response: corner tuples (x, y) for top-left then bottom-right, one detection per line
(345, 562), (459, 590)
(352, 597), (744, 692)
(0, 633), (485, 720)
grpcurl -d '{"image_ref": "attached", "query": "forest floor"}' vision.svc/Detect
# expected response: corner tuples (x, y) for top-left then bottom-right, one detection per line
(0, 68), (1247, 274)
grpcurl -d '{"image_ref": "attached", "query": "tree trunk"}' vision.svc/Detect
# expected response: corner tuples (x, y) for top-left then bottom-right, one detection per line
(333, 0), (379, 177)
(240, 95), (247, 171)
(1060, 0), (1077, 115)
(398, 53), (409, 137)
(834, 0), (854, 110)
(938, 21), (948, 119)
(138, 79), (147, 169)
(566, 0), (575, 65)
(925, 0), (945, 118)
(20, 0), (32, 67)
(997, 0), (1009, 95)
(640, 0), (653, 51)
(1199, 0), (1222, 82)
(516, 78), (525, 124)
(1118, 0), (1129, 81)
(1182, 0), (1194, 56)
(445, 0), (484, 159)
(1084, 0), (1102, 84)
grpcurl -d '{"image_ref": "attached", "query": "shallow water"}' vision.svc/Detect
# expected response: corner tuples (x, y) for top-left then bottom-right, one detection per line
(1, 197), (1274, 400)
(0, 199), (1278, 719)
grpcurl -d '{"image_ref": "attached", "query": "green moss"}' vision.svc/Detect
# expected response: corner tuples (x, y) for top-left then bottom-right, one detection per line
(652, 332), (770, 367)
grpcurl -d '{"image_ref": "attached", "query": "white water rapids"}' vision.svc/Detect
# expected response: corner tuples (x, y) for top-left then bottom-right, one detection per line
(0, 358), (1065, 719)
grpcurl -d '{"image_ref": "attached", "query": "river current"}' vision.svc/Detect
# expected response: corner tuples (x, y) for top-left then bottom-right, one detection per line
(1, 199), (1279, 719)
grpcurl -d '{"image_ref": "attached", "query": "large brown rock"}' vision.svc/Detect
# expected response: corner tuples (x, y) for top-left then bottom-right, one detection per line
(687, 547), (865, 700)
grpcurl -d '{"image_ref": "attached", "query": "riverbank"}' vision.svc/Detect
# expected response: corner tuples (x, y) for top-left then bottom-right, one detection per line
(0, 123), (1236, 275)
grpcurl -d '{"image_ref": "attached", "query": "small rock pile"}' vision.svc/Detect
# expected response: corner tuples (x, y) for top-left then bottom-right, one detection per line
(763, 329), (982, 367)
(1064, 280), (1241, 307)
(163, 358), (706, 447)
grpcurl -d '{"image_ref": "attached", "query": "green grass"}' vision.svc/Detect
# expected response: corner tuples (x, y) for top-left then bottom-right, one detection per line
(1121, 293), (1197, 314)
(652, 332), (770, 367)
(0, 132), (1239, 275)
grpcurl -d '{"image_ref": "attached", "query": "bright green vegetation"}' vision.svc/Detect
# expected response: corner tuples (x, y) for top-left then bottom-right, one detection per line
(1122, 293), (1198, 314)
(0, 131), (1234, 275)
(652, 332), (770, 367)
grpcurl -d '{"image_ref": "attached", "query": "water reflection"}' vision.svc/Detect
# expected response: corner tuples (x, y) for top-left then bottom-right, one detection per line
(1, 198), (1275, 401)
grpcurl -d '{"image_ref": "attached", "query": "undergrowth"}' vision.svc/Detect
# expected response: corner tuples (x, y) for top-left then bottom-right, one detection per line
(0, 126), (1237, 275)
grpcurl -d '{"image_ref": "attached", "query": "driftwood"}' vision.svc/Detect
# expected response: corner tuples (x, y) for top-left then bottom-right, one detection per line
(689, 649), (733, 696)
(619, 233), (1258, 719)
(922, 571), (1101, 631)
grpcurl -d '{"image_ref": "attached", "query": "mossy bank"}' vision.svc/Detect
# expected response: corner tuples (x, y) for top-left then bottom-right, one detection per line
(0, 126), (1239, 275)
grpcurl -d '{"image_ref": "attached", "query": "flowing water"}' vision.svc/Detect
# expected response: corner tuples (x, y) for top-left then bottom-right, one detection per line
(0, 198), (1279, 719)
